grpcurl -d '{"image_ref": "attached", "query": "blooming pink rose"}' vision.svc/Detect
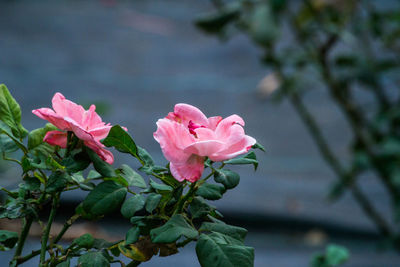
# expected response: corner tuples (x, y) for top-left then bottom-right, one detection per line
(32, 93), (121, 164)
(154, 104), (256, 182)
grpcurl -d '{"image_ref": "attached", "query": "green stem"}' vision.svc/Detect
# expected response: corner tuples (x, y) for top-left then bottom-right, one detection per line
(13, 216), (33, 259)
(174, 182), (197, 215)
(40, 194), (60, 266)
(52, 214), (80, 245)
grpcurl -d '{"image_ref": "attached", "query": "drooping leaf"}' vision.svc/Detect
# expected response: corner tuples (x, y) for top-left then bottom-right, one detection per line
(78, 251), (109, 267)
(83, 181), (127, 216)
(196, 232), (254, 267)
(0, 134), (18, 153)
(150, 214), (198, 243)
(118, 238), (158, 262)
(121, 194), (145, 218)
(195, 183), (226, 200)
(149, 179), (173, 192)
(0, 84), (28, 139)
(214, 169), (240, 189)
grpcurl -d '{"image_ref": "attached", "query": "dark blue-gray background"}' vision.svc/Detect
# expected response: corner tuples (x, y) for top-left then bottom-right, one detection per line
(0, 0), (399, 266)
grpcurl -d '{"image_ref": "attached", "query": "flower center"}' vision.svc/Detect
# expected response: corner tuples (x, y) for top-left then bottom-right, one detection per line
(188, 120), (205, 137)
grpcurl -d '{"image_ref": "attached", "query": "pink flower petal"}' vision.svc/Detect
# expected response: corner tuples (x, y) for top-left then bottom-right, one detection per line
(183, 140), (224, 157)
(52, 93), (85, 125)
(43, 131), (68, 148)
(210, 135), (256, 162)
(32, 108), (71, 130)
(172, 103), (209, 127)
(154, 119), (195, 163)
(208, 116), (222, 130)
(85, 140), (114, 165)
(64, 117), (94, 142)
(170, 154), (204, 183)
(89, 125), (112, 140)
(215, 114), (245, 140)
(83, 105), (105, 129)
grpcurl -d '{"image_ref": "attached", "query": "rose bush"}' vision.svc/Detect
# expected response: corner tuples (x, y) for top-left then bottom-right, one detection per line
(0, 84), (262, 267)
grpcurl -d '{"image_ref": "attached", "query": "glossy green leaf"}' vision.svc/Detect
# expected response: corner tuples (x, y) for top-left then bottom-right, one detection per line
(126, 226), (140, 245)
(119, 164), (146, 188)
(214, 169), (240, 189)
(195, 183), (225, 200)
(224, 152), (258, 170)
(102, 125), (138, 158)
(0, 84), (28, 139)
(78, 251), (110, 267)
(145, 193), (162, 213)
(121, 194), (145, 218)
(62, 151), (91, 173)
(149, 179), (173, 192)
(46, 171), (69, 193)
(199, 222), (247, 242)
(190, 197), (215, 219)
(86, 148), (115, 177)
(150, 214), (198, 243)
(196, 232), (254, 267)
(83, 181), (127, 216)
(0, 134), (18, 153)
(72, 233), (94, 249)
(28, 123), (58, 152)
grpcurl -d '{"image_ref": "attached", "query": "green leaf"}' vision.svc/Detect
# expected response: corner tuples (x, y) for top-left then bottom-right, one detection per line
(0, 134), (18, 153)
(150, 214), (198, 243)
(83, 181), (127, 216)
(86, 148), (115, 177)
(87, 170), (102, 180)
(78, 251), (110, 267)
(102, 125), (138, 158)
(71, 171), (85, 184)
(0, 121), (27, 153)
(121, 194), (145, 218)
(252, 143), (265, 152)
(119, 164), (146, 188)
(137, 146), (154, 166)
(224, 152), (258, 170)
(0, 84), (28, 139)
(196, 232), (254, 267)
(195, 183), (225, 200)
(126, 226), (140, 245)
(55, 258), (71, 267)
(149, 179), (173, 192)
(46, 171), (69, 193)
(23, 176), (41, 191)
(311, 244), (350, 267)
(72, 233), (94, 249)
(199, 222), (247, 242)
(62, 151), (91, 173)
(190, 197), (215, 219)
(92, 238), (114, 249)
(28, 123), (58, 151)
(145, 193), (162, 213)
(0, 230), (18, 251)
(214, 169), (240, 190)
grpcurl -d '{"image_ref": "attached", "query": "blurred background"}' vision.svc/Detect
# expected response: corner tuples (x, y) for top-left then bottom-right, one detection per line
(1, 0), (400, 266)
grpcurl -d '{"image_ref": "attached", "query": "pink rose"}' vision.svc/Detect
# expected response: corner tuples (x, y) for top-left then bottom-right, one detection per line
(154, 104), (256, 182)
(32, 93), (121, 164)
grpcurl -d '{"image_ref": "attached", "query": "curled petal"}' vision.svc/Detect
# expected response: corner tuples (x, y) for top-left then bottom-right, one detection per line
(208, 116), (222, 130)
(64, 117), (94, 142)
(153, 119), (195, 163)
(172, 103), (209, 127)
(32, 108), (71, 130)
(183, 140), (224, 157)
(85, 140), (114, 164)
(210, 135), (256, 162)
(89, 125), (112, 140)
(43, 131), (68, 148)
(170, 155), (204, 183)
(215, 114), (245, 139)
(83, 105), (105, 129)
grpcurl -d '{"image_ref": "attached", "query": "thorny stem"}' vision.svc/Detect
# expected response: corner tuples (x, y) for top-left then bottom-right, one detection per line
(40, 193), (60, 266)
(13, 216), (33, 260)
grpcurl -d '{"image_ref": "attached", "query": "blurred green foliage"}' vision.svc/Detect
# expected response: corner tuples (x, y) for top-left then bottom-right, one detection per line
(196, 0), (400, 249)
